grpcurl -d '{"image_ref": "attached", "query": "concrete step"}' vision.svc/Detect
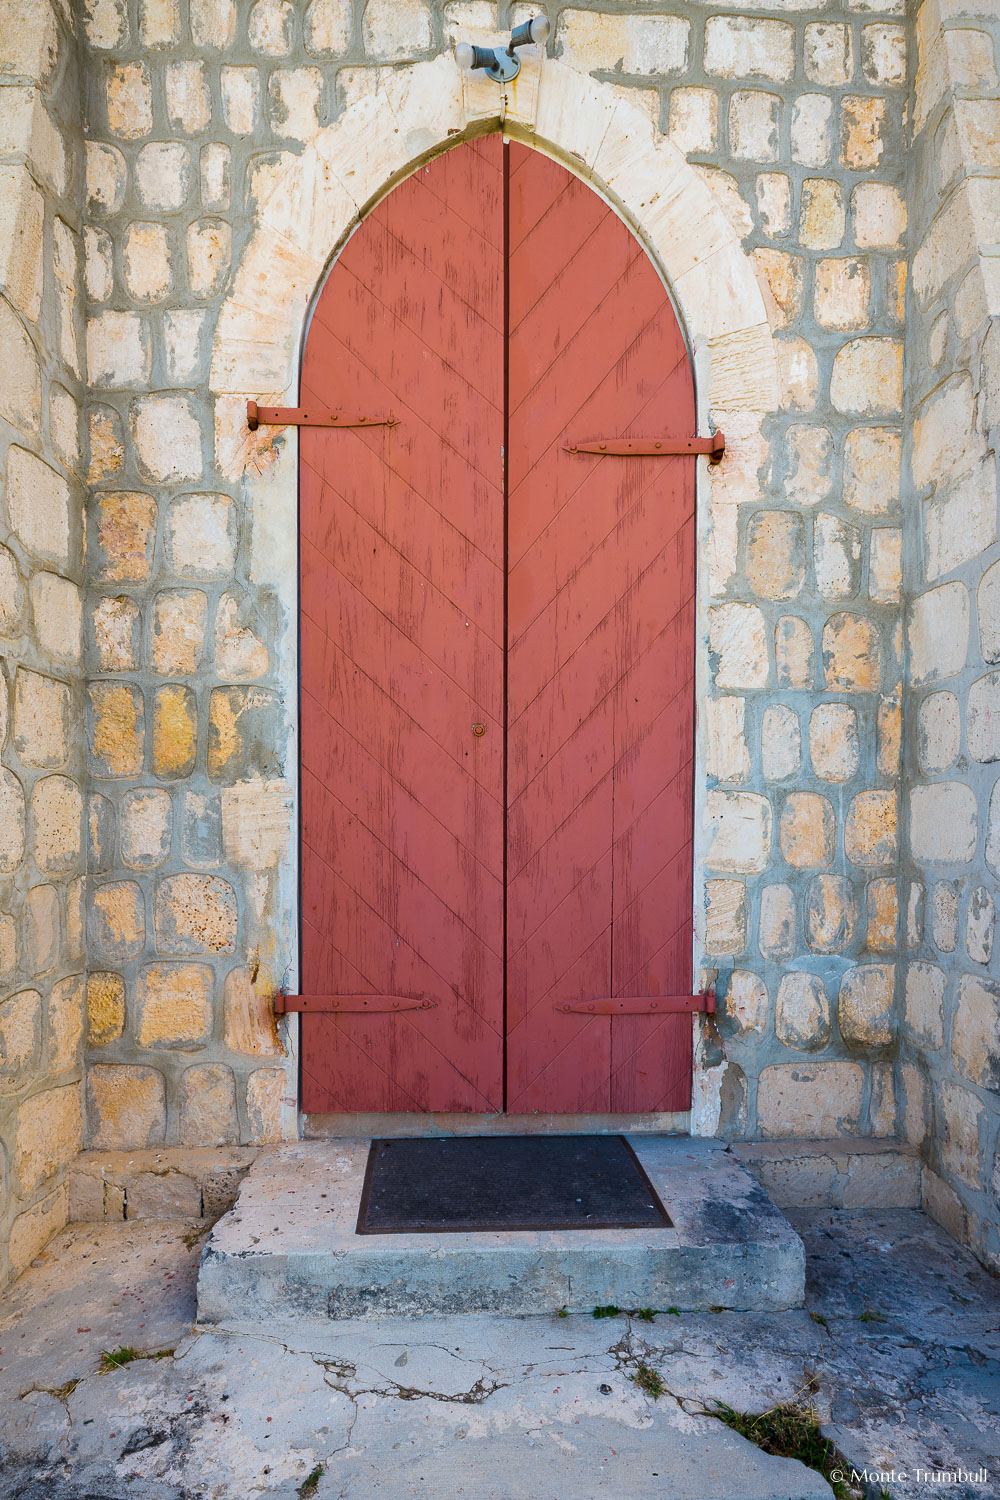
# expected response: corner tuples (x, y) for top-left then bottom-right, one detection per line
(196, 1137), (805, 1321)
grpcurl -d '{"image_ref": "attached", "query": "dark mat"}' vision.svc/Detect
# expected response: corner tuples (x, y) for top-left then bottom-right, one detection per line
(356, 1135), (671, 1233)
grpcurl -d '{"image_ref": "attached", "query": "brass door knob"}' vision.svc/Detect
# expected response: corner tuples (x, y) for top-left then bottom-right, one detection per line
(472, 722), (486, 737)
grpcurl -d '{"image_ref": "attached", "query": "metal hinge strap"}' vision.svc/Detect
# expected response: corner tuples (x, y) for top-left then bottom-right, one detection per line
(556, 994), (716, 1016)
(247, 400), (396, 431)
(274, 994), (436, 1015)
(565, 432), (725, 463)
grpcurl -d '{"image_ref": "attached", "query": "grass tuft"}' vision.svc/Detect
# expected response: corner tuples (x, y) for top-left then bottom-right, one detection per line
(592, 1304), (621, 1319)
(99, 1345), (175, 1373)
(631, 1308), (657, 1322)
(630, 1362), (665, 1399)
(298, 1465), (325, 1498)
(709, 1399), (857, 1500)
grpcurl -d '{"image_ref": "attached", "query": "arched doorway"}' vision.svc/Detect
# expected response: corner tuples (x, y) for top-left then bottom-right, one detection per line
(298, 137), (695, 1116)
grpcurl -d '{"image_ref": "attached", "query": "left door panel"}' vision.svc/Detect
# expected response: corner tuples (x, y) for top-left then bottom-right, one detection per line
(299, 138), (506, 1113)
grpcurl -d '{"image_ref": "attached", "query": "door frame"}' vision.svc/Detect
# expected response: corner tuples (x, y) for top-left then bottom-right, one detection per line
(209, 57), (781, 1140)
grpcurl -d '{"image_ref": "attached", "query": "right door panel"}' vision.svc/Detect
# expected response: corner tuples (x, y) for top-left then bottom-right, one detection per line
(505, 144), (696, 1114)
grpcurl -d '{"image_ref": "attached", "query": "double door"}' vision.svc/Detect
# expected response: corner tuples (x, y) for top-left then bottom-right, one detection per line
(298, 138), (695, 1115)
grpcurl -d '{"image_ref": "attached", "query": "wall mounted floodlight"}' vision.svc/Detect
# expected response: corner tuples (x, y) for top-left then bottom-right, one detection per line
(455, 13), (550, 84)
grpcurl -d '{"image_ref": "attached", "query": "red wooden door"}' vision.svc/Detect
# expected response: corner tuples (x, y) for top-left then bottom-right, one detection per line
(299, 139), (695, 1115)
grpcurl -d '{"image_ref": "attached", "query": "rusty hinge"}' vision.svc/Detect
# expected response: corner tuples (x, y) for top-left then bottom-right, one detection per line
(565, 433), (725, 464)
(274, 993), (436, 1015)
(247, 400), (396, 432)
(557, 993), (716, 1016)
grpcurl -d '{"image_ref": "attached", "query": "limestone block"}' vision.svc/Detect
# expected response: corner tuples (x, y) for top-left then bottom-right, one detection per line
(862, 23), (906, 84)
(968, 672), (1000, 762)
(761, 704), (800, 781)
(31, 776), (81, 874)
(775, 616), (814, 688)
(14, 670), (69, 768)
(0, 990), (40, 1095)
(209, 687), (282, 781)
(815, 258), (870, 330)
(755, 173), (790, 238)
(952, 974), (1000, 1089)
(123, 223), (172, 303)
(724, 970), (768, 1036)
(137, 963), (213, 1047)
(249, 0), (293, 53)
(752, 249), (802, 331)
(779, 792), (834, 869)
(917, 691), (960, 773)
(791, 95), (833, 169)
(88, 407), (125, 483)
(845, 790), (896, 868)
(105, 61), (152, 139)
(729, 91), (781, 163)
(221, 780), (293, 869)
(840, 95), (885, 169)
(93, 597), (139, 673)
(88, 794), (116, 874)
(0, 546), (22, 638)
(152, 590), (207, 675)
(799, 178), (845, 250)
(705, 791), (771, 875)
(166, 494), (237, 578)
(913, 180), (1000, 309)
(191, 0), (237, 48)
(166, 61), (212, 134)
(165, 310), (208, 383)
(9, 1186), (66, 1278)
(86, 142), (126, 217)
(912, 373), (978, 492)
(85, 0), (129, 48)
(89, 682), (144, 778)
(223, 964), (283, 1056)
(785, 425), (832, 506)
(154, 873), (238, 955)
(909, 783), (977, 864)
(66, 877), (85, 963)
(127, 1170), (202, 1219)
(87, 1064), (166, 1148)
(221, 67), (260, 136)
(0, 770), (26, 873)
(708, 605), (768, 691)
(936, 879), (963, 953)
(153, 684), (197, 779)
(200, 144), (232, 212)
(27, 884), (59, 973)
(556, 11), (688, 76)
(705, 697), (750, 783)
(181, 791), (222, 868)
(7, 446), (71, 566)
(187, 219), (232, 298)
(305, 0), (350, 55)
(120, 789), (172, 869)
(705, 17), (794, 81)
(804, 23), (854, 85)
(268, 66), (323, 142)
(901, 1062), (928, 1147)
(966, 887), (995, 965)
(806, 874), (857, 953)
(839, 964), (894, 1048)
(0, 295), (40, 435)
(908, 583), (969, 684)
(745, 509), (804, 598)
(15, 1086), (81, 1193)
(49, 386), (80, 477)
(90, 881), (145, 963)
(130, 396), (203, 482)
(0, 166), (43, 322)
(814, 514), (861, 600)
(704, 879), (746, 956)
(758, 883), (795, 961)
(775, 336), (818, 411)
(86, 971), (125, 1045)
(830, 338), (902, 415)
(757, 1061), (863, 1137)
(87, 311), (150, 388)
(28, 573), (80, 667)
(869, 528), (901, 604)
(978, 558), (1000, 664)
(47, 974), (84, 1074)
(140, 0), (180, 46)
(907, 884), (925, 950)
(214, 594), (269, 678)
(843, 427), (899, 516)
(822, 613), (880, 692)
(809, 702), (859, 782)
(939, 1081), (982, 1187)
(923, 459), (998, 583)
(179, 1064), (239, 1147)
(0, 912), (15, 978)
(668, 87), (717, 155)
(945, 27), (999, 89)
(775, 972), (831, 1051)
(866, 878), (897, 952)
(95, 492), (157, 583)
(136, 143), (192, 211)
(852, 182), (905, 249)
(246, 1068), (286, 1142)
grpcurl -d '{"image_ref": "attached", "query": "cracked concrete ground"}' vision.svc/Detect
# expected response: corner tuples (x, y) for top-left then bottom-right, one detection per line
(0, 1209), (996, 1499)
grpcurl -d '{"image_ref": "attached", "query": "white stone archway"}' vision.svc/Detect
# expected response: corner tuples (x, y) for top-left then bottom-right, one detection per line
(210, 53), (781, 1132)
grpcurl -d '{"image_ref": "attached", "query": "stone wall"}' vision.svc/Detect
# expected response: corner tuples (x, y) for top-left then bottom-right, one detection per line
(901, 0), (1000, 1273)
(74, 0), (913, 1158)
(0, 0), (87, 1288)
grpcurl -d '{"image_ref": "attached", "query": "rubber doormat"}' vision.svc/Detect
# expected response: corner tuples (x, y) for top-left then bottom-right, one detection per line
(356, 1135), (671, 1233)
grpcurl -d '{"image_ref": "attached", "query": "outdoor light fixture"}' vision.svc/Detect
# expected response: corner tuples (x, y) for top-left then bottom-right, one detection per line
(454, 12), (550, 83)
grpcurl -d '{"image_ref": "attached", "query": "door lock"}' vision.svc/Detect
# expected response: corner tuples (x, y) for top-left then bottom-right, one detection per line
(472, 722), (487, 737)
